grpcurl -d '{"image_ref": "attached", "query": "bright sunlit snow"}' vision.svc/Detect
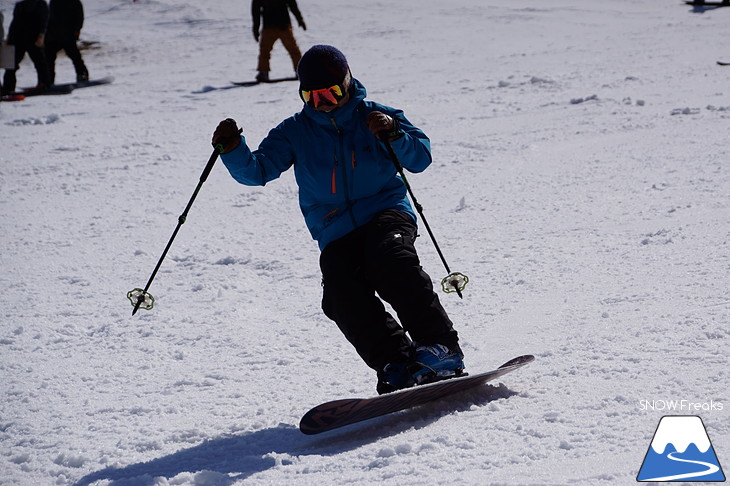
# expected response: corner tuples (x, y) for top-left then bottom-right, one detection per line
(1, 0), (728, 485)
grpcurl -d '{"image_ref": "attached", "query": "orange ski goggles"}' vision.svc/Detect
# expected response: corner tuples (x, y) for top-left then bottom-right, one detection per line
(300, 71), (352, 109)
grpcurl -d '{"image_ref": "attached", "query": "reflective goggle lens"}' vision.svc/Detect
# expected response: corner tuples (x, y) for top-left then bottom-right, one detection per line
(301, 84), (343, 107)
(300, 72), (351, 108)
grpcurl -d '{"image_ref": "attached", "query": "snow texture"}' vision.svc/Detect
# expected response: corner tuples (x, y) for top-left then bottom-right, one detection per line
(0, 0), (728, 485)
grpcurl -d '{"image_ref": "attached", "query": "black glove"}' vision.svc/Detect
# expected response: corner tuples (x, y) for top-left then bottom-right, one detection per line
(366, 111), (402, 141)
(298, 19), (307, 30)
(212, 118), (243, 154)
(253, 27), (259, 42)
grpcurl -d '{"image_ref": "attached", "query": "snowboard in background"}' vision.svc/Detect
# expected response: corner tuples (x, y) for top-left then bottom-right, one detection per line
(1, 93), (26, 102)
(4, 76), (113, 101)
(300, 354), (535, 435)
(232, 76), (299, 87)
(24, 76), (114, 92)
(4, 84), (73, 99)
(685, 0), (730, 5)
(57, 76), (114, 90)
(194, 77), (298, 93)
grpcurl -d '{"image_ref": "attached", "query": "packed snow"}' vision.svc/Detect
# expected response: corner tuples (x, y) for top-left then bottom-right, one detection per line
(1, 0), (728, 485)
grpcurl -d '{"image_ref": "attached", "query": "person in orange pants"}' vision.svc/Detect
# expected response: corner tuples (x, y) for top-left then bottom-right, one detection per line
(251, 0), (306, 82)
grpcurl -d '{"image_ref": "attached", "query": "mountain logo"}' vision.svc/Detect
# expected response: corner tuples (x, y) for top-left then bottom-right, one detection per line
(637, 415), (726, 482)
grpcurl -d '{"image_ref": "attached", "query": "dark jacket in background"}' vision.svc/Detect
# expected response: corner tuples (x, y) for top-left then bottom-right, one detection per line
(252, 0), (303, 32)
(44, 0), (87, 83)
(7, 0), (48, 46)
(46, 0), (84, 42)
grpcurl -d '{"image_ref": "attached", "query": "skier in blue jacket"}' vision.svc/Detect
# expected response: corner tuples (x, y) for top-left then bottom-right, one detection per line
(212, 45), (464, 394)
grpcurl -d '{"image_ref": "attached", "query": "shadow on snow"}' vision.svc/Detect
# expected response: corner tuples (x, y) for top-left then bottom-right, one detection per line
(73, 383), (517, 485)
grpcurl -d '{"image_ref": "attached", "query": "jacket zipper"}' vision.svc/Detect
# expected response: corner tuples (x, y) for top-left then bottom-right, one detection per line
(332, 150), (356, 193)
(330, 117), (358, 228)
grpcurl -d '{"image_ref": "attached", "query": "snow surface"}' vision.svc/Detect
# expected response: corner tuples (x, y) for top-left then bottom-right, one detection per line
(1, 0), (728, 485)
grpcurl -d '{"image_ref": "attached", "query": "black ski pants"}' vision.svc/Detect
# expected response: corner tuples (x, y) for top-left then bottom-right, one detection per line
(2, 42), (51, 93)
(45, 38), (88, 85)
(319, 209), (461, 372)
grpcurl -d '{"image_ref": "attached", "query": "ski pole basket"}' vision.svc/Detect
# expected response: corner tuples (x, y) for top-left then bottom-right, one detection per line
(441, 272), (469, 294)
(127, 288), (155, 311)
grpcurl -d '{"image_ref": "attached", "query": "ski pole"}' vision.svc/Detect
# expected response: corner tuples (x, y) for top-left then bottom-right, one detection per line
(128, 144), (224, 315)
(382, 139), (469, 298)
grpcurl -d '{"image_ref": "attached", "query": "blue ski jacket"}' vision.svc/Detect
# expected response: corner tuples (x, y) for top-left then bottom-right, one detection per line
(220, 78), (432, 250)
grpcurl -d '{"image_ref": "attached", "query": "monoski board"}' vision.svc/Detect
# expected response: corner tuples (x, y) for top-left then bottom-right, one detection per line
(299, 354), (535, 435)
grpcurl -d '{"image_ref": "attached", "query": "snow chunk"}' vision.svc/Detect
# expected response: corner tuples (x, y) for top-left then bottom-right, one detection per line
(7, 114), (61, 126)
(570, 94), (598, 104)
(670, 107), (700, 115)
(395, 443), (413, 454)
(10, 453), (31, 464)
(53, 452), (87, 468)
(377, 447), (396, 458)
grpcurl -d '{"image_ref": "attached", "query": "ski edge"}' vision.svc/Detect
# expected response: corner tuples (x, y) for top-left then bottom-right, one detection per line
(498, 354), (535, 369)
